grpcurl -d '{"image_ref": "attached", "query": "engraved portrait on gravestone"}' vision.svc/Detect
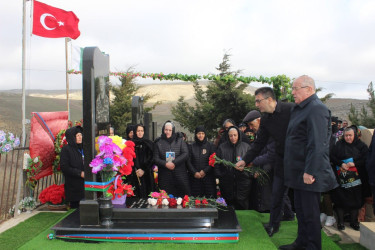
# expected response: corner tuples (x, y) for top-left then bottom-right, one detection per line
(95, 76), (109, 124)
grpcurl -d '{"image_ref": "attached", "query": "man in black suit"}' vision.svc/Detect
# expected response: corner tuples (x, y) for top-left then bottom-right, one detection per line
(236, 87), (295, 237)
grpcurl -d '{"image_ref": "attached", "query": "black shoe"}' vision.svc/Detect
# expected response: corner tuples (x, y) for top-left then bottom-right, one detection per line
(263, 222), (270, 229)
(337, 223), (345, 230)
(266, 226), (279, 237)
(350, 223), (360, 231)
(279, 241), (306, 250)
(282, 215), (295, 221)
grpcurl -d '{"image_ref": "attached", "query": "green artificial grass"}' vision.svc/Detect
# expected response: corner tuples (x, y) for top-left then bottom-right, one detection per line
(1, 210), (344, 250)
(0, 212), (68, 250)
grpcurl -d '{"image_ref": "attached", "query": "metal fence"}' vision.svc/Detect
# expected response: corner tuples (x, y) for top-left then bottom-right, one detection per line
(0, 147), (63, 223)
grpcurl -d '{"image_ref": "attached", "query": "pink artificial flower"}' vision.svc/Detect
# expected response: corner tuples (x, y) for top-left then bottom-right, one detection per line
(89, 157), (104, 174)
(151, 192), (161, 198)
(97, 135), (112, 147)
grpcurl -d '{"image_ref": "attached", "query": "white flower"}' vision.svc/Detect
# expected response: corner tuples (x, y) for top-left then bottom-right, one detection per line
(162, 198), (169, 206)
(177, 197), (182, 205)
(33, 157), (39, 163)
(150, 198), (157, 206)
(23, 153), (31, 170)
(147, 198), (152, 205)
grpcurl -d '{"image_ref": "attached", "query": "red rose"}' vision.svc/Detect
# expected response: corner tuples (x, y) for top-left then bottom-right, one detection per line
(202, 199), (208, 205)
(183, 195), (189, 202)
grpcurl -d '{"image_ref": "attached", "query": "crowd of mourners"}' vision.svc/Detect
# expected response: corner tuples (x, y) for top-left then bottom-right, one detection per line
(115, 96), (375, 234)
(60, 75), (375, 250)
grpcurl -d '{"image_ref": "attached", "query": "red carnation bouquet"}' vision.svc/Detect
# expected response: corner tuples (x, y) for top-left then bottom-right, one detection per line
(39, 184), (65, 205)
(209, 153), (270, 185)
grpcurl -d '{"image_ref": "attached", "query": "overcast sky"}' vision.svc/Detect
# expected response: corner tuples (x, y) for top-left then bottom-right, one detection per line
(1, 0), (374, 99)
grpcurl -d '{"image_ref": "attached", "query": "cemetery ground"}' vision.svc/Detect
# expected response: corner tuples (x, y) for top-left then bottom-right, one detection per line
(0, 206), (366, 250)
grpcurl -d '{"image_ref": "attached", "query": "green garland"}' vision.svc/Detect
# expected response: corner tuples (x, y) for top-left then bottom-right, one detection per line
(67, 70), (293, 100)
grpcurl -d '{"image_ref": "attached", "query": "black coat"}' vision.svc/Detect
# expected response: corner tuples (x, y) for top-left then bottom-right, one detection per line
(249, 138), (275, 212)
(284, 94), (338, 192)
(187, 140), (216, 197)
(216, 126), (251, 209)
(132, 137), (155, 198)
(154, 131), (191, 197)
(243, 101), (295, 177)
(60, 126), (84, 202)
(331, 136), (371, 199)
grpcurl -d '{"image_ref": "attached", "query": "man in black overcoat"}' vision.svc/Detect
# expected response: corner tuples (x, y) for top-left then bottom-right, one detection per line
(280, 75), (338, 250)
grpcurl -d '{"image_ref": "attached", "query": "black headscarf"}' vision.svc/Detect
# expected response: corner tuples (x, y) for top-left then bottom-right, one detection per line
(194, 125), (207, 146)
(132, 124), (145, 142)
(161, 120), (176, 144)
(65, 126), (83, 150)
(126, 124), (134, 140)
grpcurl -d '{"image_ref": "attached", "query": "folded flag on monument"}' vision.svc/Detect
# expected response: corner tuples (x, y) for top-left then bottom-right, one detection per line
(32, 0), (80, 39)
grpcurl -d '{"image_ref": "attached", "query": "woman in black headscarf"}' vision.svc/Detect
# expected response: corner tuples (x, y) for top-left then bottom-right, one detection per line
(215, 126), (251, 209)
(131, 124), (155, 198)
(154, 121), (191, 197)
(187, 126), (216, 198)
(60, 126), (84, 208)
(330, 126), (370, 231)
(126, 124), (134, 140)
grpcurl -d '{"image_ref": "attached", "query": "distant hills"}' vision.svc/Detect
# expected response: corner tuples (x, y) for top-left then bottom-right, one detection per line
(0, 83), (369, 138)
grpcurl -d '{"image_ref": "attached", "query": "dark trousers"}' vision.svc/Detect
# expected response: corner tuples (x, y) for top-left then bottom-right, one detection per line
(269, 175), (293, 227)
(372, 185), (375, 215)
(294, 189), (321, 250)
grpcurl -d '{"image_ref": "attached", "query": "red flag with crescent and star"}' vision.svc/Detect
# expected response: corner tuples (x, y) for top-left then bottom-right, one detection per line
(32, 0), (80, 39)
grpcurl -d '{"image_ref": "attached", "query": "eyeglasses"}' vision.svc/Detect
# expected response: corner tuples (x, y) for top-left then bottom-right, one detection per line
(255, 98), (267, 104)
(291, 86), (309, 91)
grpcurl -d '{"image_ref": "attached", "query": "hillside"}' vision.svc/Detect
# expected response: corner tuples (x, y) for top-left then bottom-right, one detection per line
(0, 84), (370, 137)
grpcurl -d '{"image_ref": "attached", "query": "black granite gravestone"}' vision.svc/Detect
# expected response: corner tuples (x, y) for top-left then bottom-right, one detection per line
(80, 47), (110, 225)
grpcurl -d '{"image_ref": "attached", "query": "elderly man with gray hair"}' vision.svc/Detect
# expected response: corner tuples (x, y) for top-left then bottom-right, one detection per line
(280, 75), (337, 250)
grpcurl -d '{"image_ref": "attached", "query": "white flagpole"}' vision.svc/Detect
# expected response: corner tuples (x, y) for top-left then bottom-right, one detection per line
(65, 38), (70, 120)
(21, 0), (27, 146)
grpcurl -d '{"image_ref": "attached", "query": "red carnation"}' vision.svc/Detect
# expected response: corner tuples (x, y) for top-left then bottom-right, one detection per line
(195, 199), (201, 206)
(202, 199), (208, 205)
(183, 195), (189, 202)
(209, 153), (216, 167)
(168, 198), (177, 207)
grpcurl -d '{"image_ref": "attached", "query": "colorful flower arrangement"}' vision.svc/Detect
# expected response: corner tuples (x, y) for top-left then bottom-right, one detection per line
(147, 190), (227, 209)
(89, 135), (135, 199)
(39, 184), (65, 205)
(0, 130), (20, 154)
(25, 156), (43, 190)
(209, 153), (269, 185)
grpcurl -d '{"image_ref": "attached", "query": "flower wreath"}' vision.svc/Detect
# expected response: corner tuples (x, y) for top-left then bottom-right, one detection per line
(52, 129), (67, 174)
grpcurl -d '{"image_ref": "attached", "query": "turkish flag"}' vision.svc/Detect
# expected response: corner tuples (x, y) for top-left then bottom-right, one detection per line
(32, 0), (80, 39)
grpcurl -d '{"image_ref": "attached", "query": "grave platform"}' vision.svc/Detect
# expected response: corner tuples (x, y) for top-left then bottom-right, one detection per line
(52, 198), (241, 243)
